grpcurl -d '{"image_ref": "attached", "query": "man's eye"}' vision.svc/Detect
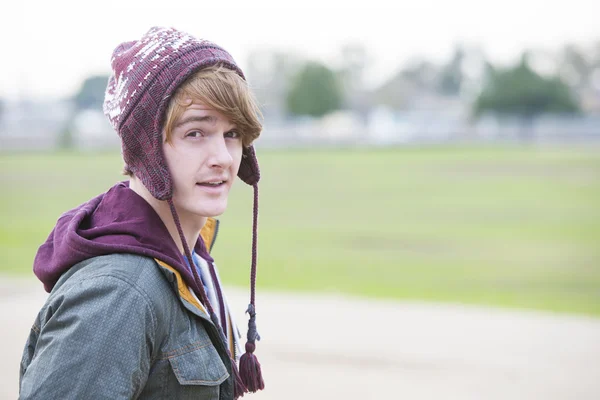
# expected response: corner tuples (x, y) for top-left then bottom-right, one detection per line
(225, 130), (240, 139)
(186, 131), (204, 138)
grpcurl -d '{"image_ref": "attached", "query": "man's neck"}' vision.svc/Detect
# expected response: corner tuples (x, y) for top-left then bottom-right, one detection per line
(128, 178), (206, 255)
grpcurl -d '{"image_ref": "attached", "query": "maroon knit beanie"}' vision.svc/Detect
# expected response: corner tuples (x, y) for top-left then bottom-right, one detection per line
(103, 26), (263, 397)
(103, 26), (260, 195)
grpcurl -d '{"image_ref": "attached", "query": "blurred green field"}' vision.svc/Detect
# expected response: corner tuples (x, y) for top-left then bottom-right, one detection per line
(1, 145), (599, 316)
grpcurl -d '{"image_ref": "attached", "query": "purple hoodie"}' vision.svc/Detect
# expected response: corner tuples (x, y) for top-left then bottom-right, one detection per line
(34, 181), (212, 292)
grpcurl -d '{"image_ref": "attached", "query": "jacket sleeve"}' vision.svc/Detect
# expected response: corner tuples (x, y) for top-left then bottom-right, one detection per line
(19, 274), (157, 399)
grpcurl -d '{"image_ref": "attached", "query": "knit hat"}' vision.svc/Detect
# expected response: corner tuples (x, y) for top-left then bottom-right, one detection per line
(103, 26), (263, 397)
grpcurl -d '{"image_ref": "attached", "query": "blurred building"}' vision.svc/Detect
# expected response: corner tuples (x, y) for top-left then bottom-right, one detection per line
(0, 99), (72, 151)
(71, 110), (119, 150)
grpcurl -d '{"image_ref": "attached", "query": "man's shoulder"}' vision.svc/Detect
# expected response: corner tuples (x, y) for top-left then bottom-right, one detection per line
(52, 254), (175, 305)
(58, 253), (158, 280)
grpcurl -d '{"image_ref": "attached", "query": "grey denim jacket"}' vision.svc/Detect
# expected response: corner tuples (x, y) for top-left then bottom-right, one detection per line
(19, 253), (235, 400)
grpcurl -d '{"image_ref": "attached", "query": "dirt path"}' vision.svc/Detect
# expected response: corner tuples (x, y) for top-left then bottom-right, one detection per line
(2, 277), (599, 400)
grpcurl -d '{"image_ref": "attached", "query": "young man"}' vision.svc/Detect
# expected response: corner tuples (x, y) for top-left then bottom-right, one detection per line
(19, 27), (264, 399)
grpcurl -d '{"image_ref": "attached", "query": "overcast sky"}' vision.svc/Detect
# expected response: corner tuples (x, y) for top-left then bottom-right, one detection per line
(2, 0), (599, 100)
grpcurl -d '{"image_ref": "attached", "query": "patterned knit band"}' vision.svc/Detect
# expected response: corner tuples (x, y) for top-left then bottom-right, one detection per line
(103, 26), (260, 200)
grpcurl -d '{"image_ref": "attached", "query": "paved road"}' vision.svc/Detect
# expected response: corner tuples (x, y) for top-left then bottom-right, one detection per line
(2, 277), (599, 400)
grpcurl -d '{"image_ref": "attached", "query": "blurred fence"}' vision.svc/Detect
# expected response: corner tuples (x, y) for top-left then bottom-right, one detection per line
(1, 104), (599, 152)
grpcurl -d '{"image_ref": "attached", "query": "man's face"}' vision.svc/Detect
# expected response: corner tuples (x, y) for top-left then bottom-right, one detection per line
(163, 101), (243, 221)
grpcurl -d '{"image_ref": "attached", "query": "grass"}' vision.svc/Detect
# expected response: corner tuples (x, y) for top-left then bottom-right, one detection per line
(1, 145), (599, 316)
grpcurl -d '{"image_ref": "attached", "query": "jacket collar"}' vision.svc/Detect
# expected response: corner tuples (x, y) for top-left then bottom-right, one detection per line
(200, 217), (220, 253)
(155, 216), (220, 318)
(154, 218), (238, 358)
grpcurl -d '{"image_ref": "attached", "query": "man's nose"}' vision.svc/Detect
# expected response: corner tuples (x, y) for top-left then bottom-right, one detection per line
(208, 135), (233, 168)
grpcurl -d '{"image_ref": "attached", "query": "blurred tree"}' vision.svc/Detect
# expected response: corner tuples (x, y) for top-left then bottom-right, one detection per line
(57, 124), (74, 150)
(556, 42), (600, 113)
(474, 53), (579, 140)
(74, 75), (109, 111)
(246, 50), (300, 119)
(338, 42), (370, 117)
(474, 54), (579, 116)
(592, 41), (600, 70)
(286, 61), (343, 117)
(456, 46), (490, 101)
(437, 46), (465, 96)
(557, 44), (591, 89)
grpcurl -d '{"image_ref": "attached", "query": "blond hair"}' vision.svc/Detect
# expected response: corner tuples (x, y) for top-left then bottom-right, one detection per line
(164, 64), (262, 146)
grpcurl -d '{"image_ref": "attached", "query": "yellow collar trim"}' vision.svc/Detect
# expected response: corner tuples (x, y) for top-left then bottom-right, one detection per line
(154, 259), (208, 315)
(155, 257), (237, 357)
(200, 217), (218, 253)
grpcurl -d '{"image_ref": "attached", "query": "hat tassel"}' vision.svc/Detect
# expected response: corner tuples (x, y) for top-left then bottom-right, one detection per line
(239, 304), (264, 392)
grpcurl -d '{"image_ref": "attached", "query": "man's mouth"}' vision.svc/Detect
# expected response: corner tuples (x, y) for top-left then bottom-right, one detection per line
(197, 180), (226, 187)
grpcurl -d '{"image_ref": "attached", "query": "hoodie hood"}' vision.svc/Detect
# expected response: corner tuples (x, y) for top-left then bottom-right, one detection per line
(34, 181), (214, 293)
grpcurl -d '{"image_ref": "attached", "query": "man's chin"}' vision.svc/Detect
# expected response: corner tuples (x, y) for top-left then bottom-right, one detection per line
(190, 206), (226, 219)
(174, 198), (228, 220)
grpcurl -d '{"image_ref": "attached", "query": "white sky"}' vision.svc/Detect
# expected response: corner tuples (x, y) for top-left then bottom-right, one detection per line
(1, 0), (599, 100)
